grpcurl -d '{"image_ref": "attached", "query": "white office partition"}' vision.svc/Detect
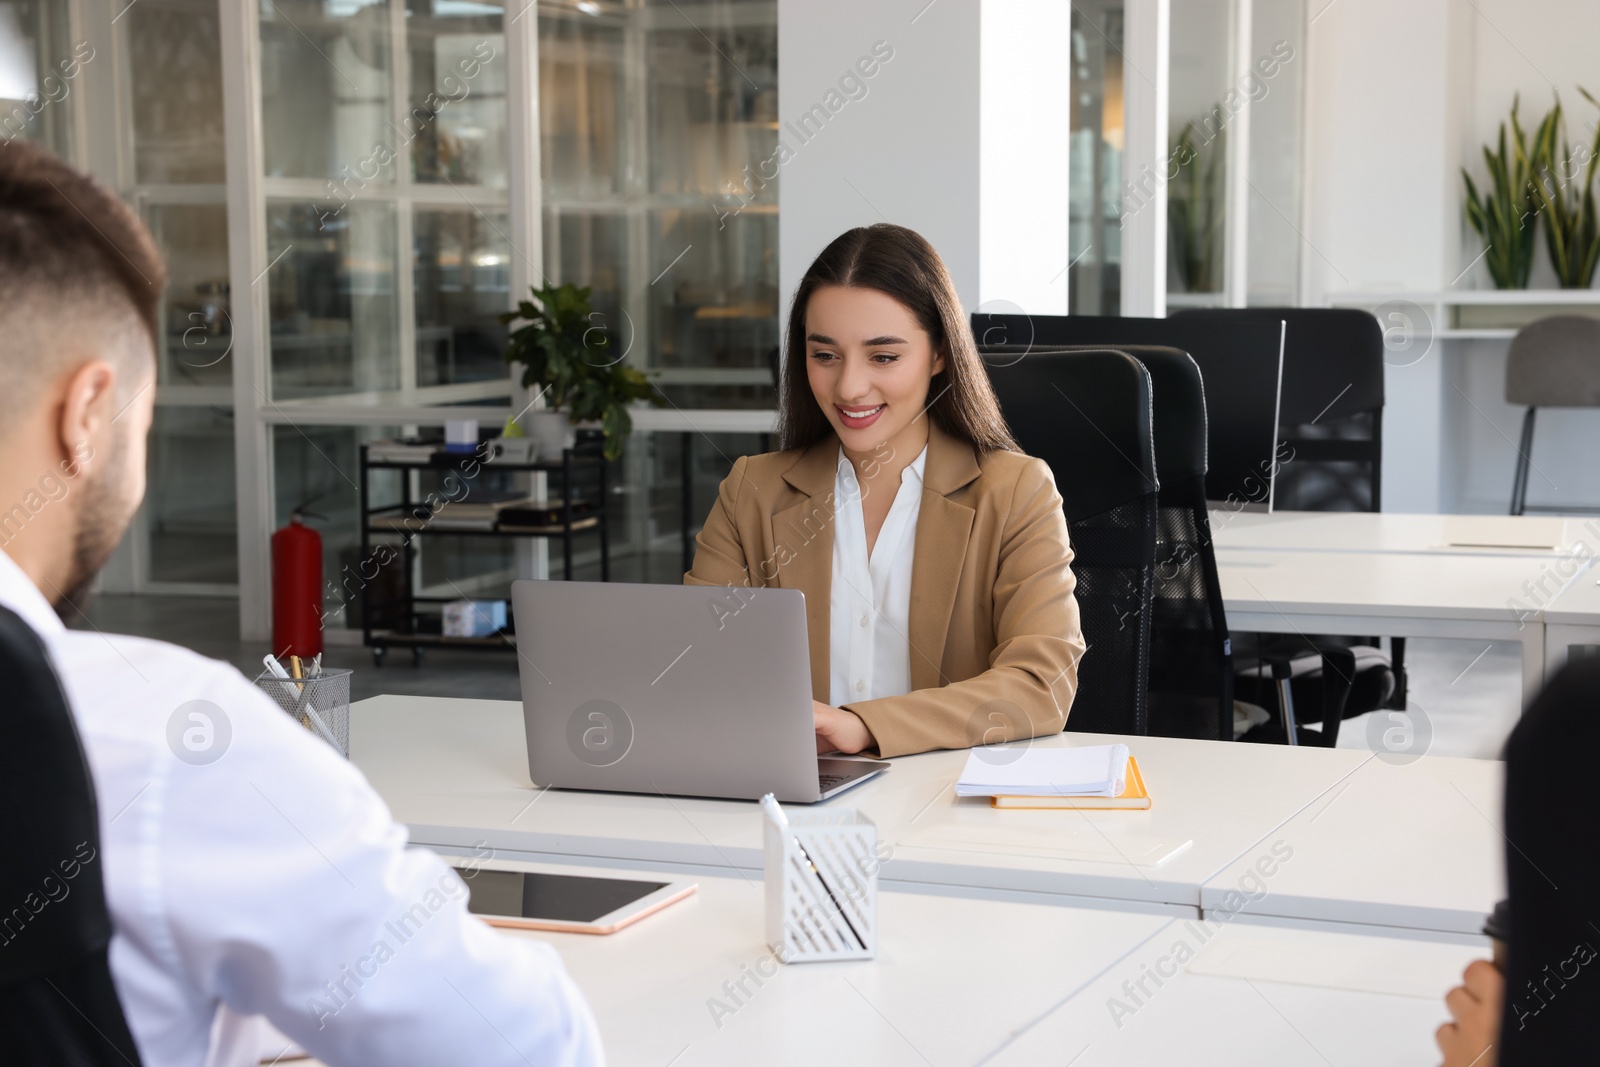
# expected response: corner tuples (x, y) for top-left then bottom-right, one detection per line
(1120, 0), (1169, 317)
(777, 0), (1072, 324)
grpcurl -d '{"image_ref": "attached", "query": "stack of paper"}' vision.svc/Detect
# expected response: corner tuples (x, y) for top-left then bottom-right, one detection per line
(955, 743), (1130, 798)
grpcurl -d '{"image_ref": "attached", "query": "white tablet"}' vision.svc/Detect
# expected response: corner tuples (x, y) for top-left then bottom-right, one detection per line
(452, 867), (696, 935)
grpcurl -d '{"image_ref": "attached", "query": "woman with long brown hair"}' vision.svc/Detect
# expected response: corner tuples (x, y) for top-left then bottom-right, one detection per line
(685, 224), (1084, 758)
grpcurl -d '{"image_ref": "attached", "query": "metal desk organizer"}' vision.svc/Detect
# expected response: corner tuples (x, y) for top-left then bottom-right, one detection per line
(762, 797), (877, 962)
(253, 667), (353, 758)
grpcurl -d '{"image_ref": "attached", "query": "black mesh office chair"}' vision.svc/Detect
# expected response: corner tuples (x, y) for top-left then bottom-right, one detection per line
(1120, 346), (1234, 741)
(1175, 306), (1402, 736)
(983, 347), (1158, 736)
(991, 344), (1232, 740)
(1173, 306), (1386, 512)
(0, 606), (144, 1064)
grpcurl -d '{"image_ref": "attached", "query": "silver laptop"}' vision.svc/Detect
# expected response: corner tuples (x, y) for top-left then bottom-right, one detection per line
(511, 580), (889, 803)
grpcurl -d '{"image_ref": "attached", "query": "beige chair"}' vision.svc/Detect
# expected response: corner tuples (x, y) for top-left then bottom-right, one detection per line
(1507, 315), (1600, 515)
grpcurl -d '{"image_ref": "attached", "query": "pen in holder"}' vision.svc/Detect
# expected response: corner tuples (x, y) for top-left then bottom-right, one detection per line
(253, 665), (353, 758)
(761, 794), (877, 962)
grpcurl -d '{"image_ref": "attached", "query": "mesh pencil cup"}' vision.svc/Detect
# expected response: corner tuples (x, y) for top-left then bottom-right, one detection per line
(253, 668), (352, 758)
(763, 801), (877, 962)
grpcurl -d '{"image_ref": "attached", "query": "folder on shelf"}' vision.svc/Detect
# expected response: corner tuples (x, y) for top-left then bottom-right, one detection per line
(989, 758), (1150, 810)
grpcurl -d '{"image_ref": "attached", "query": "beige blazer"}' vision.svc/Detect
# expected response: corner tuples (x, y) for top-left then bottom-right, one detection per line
(684, 423), (1085, 758)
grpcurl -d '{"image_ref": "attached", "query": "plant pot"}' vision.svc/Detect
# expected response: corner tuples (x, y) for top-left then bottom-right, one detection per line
(525, 410), (605, 457)
(526, 410), (575, 457)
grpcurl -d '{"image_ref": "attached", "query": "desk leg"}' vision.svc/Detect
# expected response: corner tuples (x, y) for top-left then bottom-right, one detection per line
(1521, 625), (1547, 709)
(681, 434), (693, 575)
(1546, 624), (1568, 685)
(1543, 623), (1600, 684)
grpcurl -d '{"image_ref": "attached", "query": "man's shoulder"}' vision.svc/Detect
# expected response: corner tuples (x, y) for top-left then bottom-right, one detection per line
(49, 627), (253, 701)
(46, 627), (323, 758)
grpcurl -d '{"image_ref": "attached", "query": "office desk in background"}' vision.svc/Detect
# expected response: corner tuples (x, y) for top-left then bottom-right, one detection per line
(350, 696), (1379, 915)
(1214, 548), (1577, 702)
(1211, 509), (1596, 558)
(350, 696), (1500, 934)
(1201, 753), (1504, 935)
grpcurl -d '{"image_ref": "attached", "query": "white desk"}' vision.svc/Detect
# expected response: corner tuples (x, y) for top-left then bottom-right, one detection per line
(1201, 753), (1504, 936)
(505, 860), (1169, 1067)
(1216, 549), (1575, 701)
(1213, 509), (1595, 558)
(351, 696), (1374, 914)
(274, 856), (1171, 1067)
(1540, 569), (1600, 676)
(986, 920), (1485, 1066)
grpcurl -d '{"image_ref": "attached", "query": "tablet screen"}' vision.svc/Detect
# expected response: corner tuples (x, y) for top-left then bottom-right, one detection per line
(454, 868), (669, 923)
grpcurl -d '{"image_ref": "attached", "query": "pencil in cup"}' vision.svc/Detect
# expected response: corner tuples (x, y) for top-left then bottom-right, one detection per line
(252, 664), (354, 758)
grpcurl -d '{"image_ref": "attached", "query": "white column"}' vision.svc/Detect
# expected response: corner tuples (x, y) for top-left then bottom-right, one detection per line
(1222, 0), (1252, 307)
(1120, 0), (1170, 317)
(1303, 0), (1467, 513)
(506, 0), (546, 580)
(219, 0), (275, 640)
(777, 0), (1071, 327)
(979, 3), (1071, 315)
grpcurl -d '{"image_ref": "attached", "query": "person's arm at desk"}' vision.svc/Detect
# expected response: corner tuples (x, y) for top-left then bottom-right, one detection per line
(154, 666), (601, 1067)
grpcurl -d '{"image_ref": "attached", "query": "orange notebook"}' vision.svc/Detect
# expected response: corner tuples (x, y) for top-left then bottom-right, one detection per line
(990, 757), (1150, 810)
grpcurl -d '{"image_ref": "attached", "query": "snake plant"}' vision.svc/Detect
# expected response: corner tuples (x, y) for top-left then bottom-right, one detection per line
(1462, 96), (1539, 289)
(1526, 89), (1600, 289)
(1169, 124), (1224, 293)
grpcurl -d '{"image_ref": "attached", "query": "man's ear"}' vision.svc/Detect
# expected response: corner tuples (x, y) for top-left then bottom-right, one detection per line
(56, 360), (119, 473)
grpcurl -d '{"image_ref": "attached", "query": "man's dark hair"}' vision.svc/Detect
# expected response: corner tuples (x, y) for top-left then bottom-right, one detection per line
(0, 140), (166, 422)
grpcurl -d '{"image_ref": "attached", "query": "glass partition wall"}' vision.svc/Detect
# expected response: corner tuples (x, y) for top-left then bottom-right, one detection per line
(21, 0), (781, 636)
(1070, 0), (1306, 316)
(539, 2), (777, 583)
(1068, 0), (1123, 317)
(1164, 0), (1306, 310)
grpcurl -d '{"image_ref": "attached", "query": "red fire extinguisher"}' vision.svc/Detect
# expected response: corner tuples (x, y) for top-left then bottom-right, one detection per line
(272, 508), (324, 659)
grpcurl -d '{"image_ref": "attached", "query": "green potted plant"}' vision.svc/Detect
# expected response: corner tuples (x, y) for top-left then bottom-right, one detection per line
(1528, 88), (1600, 288)
(1168, 123), (1223, 294)
(1462, 96), (1539, 289)
(500, 282), (663, 462)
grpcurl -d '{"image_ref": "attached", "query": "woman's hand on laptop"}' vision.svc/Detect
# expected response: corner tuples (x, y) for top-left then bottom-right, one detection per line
(814, 700), (873, 755)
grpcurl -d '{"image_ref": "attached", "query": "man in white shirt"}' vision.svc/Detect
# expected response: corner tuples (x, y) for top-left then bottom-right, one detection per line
(0, 141), (601, 1064)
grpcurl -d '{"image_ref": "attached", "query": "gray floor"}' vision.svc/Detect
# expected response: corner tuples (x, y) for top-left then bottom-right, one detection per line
(73, 594), (1521, 761)
(74, 594), (523, 703)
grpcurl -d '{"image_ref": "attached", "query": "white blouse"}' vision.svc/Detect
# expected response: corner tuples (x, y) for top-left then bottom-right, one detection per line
(829, 445), (929, 707)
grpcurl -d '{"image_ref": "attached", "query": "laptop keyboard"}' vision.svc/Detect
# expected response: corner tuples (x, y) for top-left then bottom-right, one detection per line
(818, 772), (850, 791)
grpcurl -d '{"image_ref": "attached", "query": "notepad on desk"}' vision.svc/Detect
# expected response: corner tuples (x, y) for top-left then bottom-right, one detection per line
(955, 743), (1149, 809)
(991, 758), (1150, 809)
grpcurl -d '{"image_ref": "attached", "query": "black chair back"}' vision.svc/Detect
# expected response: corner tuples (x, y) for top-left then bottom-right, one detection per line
(984, 347), (1158, 736)
(994, 345), (1232, 740)
(1173, 307), (1385, 511)
(1117, 345), (1233, 740)
(0, 606), (144, 1064)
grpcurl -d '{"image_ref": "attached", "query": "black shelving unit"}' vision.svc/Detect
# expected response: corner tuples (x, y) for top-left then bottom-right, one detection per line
(357, 438), (609, 666)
